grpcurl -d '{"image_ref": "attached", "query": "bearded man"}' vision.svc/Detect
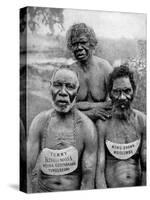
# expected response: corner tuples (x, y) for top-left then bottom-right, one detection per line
(96, 65), (146, 188)
(27, 66), (97, 193)
(66, 23), (113, 121)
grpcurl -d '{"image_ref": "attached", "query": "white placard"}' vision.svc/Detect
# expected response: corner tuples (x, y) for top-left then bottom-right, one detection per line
(106, 139), (140, 160)
(40, 146), (78, 175)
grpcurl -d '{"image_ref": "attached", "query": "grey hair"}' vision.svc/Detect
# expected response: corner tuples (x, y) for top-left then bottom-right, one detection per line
(50, 65), (80, 88)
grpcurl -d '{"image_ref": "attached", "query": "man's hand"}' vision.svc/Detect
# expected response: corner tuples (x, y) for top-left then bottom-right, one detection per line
(83, 102), (112, 121)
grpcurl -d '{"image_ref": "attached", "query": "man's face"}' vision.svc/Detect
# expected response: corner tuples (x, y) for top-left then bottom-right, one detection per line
(50, 69), (79, 113)
(71, 34), (92, 62)
(111, 77), (134, 114)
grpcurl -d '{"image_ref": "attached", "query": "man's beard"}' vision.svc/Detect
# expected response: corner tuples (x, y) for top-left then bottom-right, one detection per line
(112, 107), (132, 120)
(50, 95), (76, 114)
(112, 100), (132, 120)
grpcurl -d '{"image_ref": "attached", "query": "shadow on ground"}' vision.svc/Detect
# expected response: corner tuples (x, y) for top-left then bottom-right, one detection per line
(9, 184), (19, 191)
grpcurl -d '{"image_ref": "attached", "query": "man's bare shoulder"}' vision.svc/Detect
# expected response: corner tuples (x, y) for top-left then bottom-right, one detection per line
(133, 108), (146, 128)
(133, 108), (146, 118)
(32, 109), (53, 122)
(29, 109), (54, 135)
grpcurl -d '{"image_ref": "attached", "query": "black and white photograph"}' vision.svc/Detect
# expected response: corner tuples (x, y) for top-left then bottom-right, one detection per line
(20, 7), (147, 193)
(20, 6), (147, 194)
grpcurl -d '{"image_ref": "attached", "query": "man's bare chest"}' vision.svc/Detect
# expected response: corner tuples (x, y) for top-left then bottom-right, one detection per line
(105, 120), (141, 143)
(43, 118), (76, 149)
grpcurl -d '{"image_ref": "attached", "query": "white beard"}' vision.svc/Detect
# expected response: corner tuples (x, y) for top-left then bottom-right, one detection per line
(51, 96), (76, 113)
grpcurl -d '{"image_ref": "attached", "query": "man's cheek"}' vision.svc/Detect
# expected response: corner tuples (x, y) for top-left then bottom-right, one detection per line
(127, 94), (134, 101)
(68, 91), (77, 103)
(51, 90), (57, 102)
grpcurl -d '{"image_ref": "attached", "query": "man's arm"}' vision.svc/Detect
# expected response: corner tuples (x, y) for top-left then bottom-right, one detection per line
(80, 118), (97, 190)
(139, 113), (146, 185)
(95, 120), (107, 188)
(27, 112), (46, 193)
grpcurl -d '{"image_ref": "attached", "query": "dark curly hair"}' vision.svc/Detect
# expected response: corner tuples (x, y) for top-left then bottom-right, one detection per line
(66, 23), (98, 51)
(108, 65), (136, 95)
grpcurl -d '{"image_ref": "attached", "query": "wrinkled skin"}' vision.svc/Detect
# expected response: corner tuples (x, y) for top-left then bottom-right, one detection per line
(96, 77), (146, 188)
(50, 69), (79, 113)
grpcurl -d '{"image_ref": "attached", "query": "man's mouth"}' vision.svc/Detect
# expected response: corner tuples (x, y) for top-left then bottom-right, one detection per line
(115, 101), (129, 110)
(120, 104), (126, 109)
(57, 100), (69, 106)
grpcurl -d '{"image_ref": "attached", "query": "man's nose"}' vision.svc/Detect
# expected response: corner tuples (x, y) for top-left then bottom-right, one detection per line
(59, 86), (68, 96)
(119, 92), (126, 100)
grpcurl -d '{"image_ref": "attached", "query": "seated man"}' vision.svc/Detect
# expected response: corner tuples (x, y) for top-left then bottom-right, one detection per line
(66, 23), (113, 121)
(27, 66), (97, 193)
(96, 65), (146, 188)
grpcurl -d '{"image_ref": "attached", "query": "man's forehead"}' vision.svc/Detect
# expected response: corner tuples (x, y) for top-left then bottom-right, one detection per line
(53, 69), (78, 83)
(113, 77), (132, 89)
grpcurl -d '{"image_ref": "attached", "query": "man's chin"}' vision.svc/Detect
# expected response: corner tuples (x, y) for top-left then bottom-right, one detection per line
(51, 98), (76, 114)
(52, 103), (73, 114)
(55, 106), (70, 113)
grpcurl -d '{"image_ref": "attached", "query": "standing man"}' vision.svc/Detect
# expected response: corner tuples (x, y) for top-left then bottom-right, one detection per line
(27, 66), (97, 192)
(96, 65), (146, 188)
(66, 23), (113, 121)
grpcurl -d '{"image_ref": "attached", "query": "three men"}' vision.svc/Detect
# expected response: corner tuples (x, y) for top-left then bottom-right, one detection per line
(27, 67), (97, 192)
(96, 65), (146, 188)
(66, 23), (113, 121)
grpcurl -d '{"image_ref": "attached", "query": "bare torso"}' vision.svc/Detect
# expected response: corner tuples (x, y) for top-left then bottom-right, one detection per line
(70, 56), (112, 102)
(37, 109), (85, 191)
(102, 110), (144, 187)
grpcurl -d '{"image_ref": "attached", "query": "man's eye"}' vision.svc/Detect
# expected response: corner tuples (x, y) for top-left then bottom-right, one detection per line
(66, 84), (75, 90)
(53, 82), (61, 87)
(124, 88), (131, 94)
(72, 42), (76, 46)
(112, 89), (120, 95)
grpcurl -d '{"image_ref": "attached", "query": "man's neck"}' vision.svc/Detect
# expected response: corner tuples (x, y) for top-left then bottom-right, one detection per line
(55, 109), (74, 120)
